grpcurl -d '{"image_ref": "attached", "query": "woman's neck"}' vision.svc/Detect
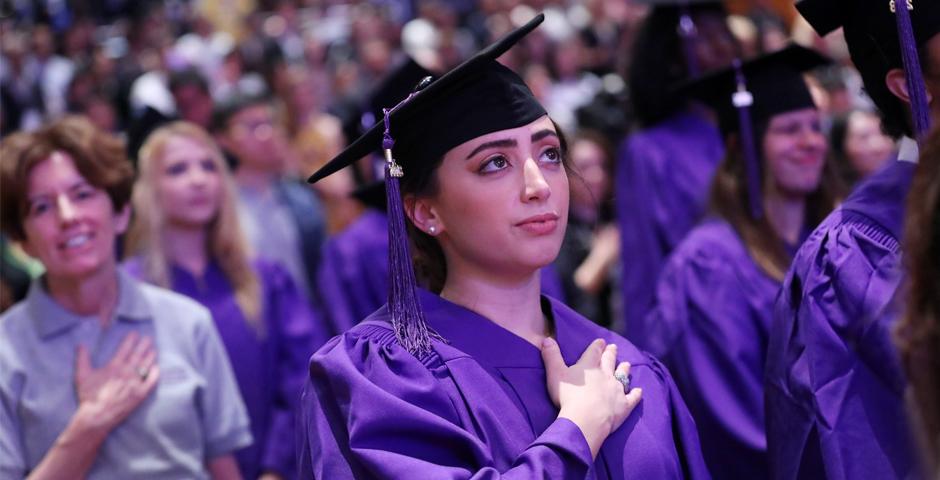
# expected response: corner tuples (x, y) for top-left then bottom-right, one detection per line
(163, 224), (210, 277)
(46, 263), (120, 326)
(764, 187), (806, 246)
(440, 267), (548, 347)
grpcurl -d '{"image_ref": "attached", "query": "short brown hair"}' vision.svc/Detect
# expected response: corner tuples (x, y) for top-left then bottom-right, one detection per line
(0, 116), (134, 241)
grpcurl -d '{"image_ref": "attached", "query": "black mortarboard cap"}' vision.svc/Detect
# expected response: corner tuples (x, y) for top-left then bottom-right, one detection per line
(359, 58), (435, 135)
(797, 0), (940, 137)
(308, 14), (547, 184)
(680, 44), (831, 219)
(681, 44), (831, 136)
(308, 14), (547, 356)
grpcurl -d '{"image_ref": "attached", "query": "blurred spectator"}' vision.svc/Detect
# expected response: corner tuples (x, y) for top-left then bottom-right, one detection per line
(555, 130), (619, 328)
(169, 68), (215, 130)
(0, 116), (250, 478)
(125, 121), (326, 480)
(211, 93), (327, 309)
(829, 109), (896, 188)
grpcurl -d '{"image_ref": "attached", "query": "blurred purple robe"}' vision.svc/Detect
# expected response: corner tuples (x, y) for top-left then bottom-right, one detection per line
(125, 258), (326, 479)
(643, 219), (779, 479)
(764, 159), (919, 480)
(615, 110), (724, 336)
(300, 289), (710, 479)
(317, 209), (567, 335)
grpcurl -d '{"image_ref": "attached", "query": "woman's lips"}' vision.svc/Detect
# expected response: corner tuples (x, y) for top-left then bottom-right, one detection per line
(516, 213), (559, 235)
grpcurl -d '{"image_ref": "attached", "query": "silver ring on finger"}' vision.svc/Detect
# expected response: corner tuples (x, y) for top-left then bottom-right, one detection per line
(614, 371), (631, 393)
(136, 367), (150, 381)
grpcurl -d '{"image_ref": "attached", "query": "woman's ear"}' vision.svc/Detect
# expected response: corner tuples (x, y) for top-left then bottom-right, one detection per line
(885, 67), (935, 105)
(114, 205), (132, 235)
(404, 195), (444, 236)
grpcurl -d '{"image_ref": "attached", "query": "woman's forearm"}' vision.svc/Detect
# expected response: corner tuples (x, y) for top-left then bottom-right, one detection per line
(27, 406), (109, 480)
(208, 455), (243, 480)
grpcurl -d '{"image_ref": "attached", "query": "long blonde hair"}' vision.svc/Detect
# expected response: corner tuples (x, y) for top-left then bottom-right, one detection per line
(125, 121), (263, 329)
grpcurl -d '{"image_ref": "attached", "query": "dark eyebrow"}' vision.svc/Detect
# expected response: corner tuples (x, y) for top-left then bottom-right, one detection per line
(532, 129), (558, 142)
(466, 139), (517, 160)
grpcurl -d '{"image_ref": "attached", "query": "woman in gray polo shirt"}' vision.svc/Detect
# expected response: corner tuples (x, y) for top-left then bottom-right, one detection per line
(0, 116), (253, 479)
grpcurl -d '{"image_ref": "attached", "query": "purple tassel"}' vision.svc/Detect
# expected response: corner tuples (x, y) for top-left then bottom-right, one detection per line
(679, 5), (700, 77)
(893, 0), (932, 139)
(732, 59), (763, 220)
(381, 105), (440, 356)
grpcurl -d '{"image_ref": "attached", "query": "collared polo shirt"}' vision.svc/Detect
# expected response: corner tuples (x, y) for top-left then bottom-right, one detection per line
(0, 270), (252, 479)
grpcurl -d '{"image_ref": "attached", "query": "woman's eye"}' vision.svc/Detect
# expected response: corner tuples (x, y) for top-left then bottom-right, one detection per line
(201, 159), (217, 172)
(74, 188), (96, 200)
(29, 202), (50, 216)
(166, 162), (187, 176)
(479, 155), (510, 173)
(540, 147), (562, 164)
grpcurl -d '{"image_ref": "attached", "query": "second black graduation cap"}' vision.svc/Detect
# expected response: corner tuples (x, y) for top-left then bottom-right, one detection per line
(680, 44), (831, 136)
(309, 14), (547, 184)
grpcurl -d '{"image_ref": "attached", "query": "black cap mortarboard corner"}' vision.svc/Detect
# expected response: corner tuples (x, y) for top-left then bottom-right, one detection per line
(679, 44), (832, 219)
(309, 14), (547, 356)
(797, 0), (940, 138)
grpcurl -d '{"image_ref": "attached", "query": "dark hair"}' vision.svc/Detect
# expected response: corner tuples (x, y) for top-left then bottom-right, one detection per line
(827, 110), (860, 186)
(709, 122), (844, 281)
(866, 43), (933, 138)
(402, 120), (571, 292)
(0, 116), (134, 241)
(896, 128), (940, 474)
(210, 92), (270, 133)
(627, 4), (725, 127)
(168, 68), (210, 96)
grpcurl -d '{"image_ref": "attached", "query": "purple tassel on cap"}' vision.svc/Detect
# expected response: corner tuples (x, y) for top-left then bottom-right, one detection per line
(731, 58), (763, 220)
(380, 95), (441, 356)
(892, 0), (932, 139)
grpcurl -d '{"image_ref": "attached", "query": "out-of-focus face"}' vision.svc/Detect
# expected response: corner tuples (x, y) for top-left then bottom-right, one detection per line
(222, 104), (283, 172)
(173, 85), (214, 129)
(21, 152), (127, 282)
(762, 107), (828, 197)
(844, 111), (894, 178)
(691, 11), (738, 72)
(569, 138), (610, 212)
(415, 116), (569, 281)
(156, 135), (223, 229)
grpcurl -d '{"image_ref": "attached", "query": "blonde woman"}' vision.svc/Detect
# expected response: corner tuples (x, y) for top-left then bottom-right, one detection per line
(124, 121), (324, 480)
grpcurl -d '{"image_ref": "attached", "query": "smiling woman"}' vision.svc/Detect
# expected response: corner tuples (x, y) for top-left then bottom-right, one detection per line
(299, 14), (710, 480)
(0, 116), (251, 480)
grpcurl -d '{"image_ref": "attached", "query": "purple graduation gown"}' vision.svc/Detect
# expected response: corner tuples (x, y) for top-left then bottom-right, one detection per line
(300, 289), (710, 479)
(616, 110), (724, 336)
(643, 219), (779, 479)
(316, 209), (567, 336)
(125, 258), (327, 479)
(764, 159), (918, 480)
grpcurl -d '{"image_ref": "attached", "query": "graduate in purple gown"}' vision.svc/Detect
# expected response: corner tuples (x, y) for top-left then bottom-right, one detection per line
(300, 15), (710, 479)
(895, 130), (940, 478)
(616, 0), (738, 334)
(123, 122), (326, 480)
(764, 2), (940, 479)
(642, 46), (843, 479)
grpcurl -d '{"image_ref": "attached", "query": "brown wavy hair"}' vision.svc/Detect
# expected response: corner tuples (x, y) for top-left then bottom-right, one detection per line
(124, 122), (263, 330)
(0, 116), (134, 241)
(709, 130), (844, 281)
(896, 129), (940, 474)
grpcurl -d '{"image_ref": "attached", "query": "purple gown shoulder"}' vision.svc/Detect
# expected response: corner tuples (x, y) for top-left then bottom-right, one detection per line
(764, 159), (918, 480)
(300, 290), (710, 479)
(644, 218), (778, 479)
(615, 110), (724, 336)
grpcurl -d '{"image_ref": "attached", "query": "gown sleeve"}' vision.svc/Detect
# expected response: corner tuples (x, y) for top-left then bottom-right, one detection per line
(299, 323), (595, 480)
(765, 215), (913, 480)
(645, 234), (770, 478)
(260, 261), (326, 477)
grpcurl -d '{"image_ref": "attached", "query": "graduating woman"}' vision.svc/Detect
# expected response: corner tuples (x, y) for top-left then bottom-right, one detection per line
(0, 117), (251, 479)
(299, 15), (709, 479)
(123, 122), (326, 480)
(641, 46), (843, 479)
(615, 0), (738, 333)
